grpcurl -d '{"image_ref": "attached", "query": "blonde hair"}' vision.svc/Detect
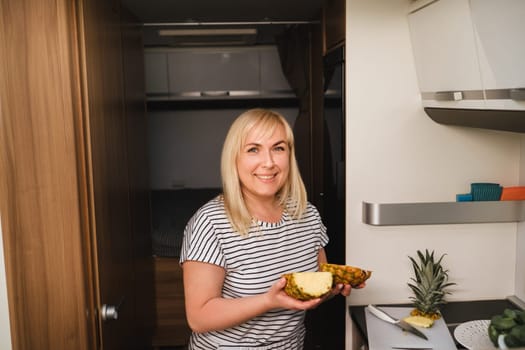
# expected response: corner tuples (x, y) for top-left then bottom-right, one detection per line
(221, 109), (307, 236)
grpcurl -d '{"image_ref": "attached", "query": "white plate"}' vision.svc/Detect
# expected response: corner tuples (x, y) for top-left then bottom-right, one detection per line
(454, 319), (497, 350)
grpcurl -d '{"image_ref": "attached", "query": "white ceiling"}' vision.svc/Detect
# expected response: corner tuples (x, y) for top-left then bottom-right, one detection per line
(121, 0), (323, 46)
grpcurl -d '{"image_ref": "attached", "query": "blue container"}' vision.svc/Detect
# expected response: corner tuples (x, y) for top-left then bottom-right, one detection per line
(456, 193), (473, 202)
(470, 183), (502, 201)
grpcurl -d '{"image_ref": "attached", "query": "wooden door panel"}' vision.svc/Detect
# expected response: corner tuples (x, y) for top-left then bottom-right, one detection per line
(0, 0), (95, 349)
(121, 7), (156, 344)
(79, 0), (152, 348)
(1, 0), (152, 348)
(80, 0), (134, 348)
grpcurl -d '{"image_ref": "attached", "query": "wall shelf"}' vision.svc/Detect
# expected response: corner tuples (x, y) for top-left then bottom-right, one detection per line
(362, 200), (525, 226)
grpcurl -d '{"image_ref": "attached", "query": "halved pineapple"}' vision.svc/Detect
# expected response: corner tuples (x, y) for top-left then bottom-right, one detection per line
(319, 263), (372, 287)
(283, 271), (333, 301)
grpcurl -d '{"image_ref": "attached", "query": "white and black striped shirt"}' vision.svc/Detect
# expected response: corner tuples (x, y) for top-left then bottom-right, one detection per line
(180, 196), (329, 350)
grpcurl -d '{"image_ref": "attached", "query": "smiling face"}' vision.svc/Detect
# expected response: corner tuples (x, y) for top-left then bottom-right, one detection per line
(236, 122), (290, 204)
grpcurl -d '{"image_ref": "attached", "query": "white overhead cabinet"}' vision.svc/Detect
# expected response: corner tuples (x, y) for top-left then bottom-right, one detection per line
(144, 52), (169, 95)
(408, 0), (525, 111)
(168, 49), (259, 96)
(470, 0), (525, 110)
(259, 47), (292, 93)
(408, 0), (483, 109)
(144, 46), (292, 100)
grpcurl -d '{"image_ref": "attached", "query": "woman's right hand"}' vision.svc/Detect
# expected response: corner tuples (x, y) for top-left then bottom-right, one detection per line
(265, 277), (324, 311)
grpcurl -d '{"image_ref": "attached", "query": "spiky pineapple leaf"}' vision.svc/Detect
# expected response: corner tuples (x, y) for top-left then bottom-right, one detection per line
(407, 249), (456, 317)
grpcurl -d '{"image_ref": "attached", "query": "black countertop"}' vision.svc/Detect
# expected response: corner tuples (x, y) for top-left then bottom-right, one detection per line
(349, 299), (522, 349)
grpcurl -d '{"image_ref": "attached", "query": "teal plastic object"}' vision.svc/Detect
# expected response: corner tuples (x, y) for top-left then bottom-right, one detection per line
(470, 183), (502, 201)
(456, 193), (473, 202)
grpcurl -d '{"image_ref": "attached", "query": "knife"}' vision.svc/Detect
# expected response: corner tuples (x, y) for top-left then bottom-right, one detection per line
(367, 304), (429, 340)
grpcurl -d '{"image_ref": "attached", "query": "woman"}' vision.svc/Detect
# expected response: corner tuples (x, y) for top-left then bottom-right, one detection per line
(180, 108), (355, 349)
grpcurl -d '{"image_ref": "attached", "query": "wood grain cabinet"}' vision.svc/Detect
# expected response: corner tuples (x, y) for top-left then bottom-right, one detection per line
(322, 0), (345, 54)
(152, 257), (192, 348)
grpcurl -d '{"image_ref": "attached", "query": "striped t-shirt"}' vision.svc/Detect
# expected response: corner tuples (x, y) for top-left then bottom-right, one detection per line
(179, 196), (329, 350)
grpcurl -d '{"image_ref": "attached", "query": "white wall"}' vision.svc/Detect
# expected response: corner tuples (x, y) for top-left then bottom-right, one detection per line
(0, 218), (12, 350)
(344, 0), (521, 347)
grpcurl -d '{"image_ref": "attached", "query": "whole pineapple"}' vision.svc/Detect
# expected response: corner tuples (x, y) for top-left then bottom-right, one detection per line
(407, 249), (455, 320)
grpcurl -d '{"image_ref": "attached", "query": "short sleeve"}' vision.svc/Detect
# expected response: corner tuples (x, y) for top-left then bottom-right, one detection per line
(179, 210), (226, 268)
(309, 203), (329, 248)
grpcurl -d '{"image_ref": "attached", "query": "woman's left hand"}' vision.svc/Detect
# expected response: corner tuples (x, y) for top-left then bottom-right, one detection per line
(322, 281), (366, 302)
(323, 284), (351, 300)
(336, 283), (352, 297)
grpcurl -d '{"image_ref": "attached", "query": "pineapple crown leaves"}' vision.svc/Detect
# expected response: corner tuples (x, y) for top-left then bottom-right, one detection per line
(407, 249), (456, 313)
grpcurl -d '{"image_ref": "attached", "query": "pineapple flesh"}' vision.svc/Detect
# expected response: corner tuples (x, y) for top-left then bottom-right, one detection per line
(403, 315), (435, 328)
(408, 249), (456, 321)
(319, 263), (372, 287)
(283, 271), (333, 301)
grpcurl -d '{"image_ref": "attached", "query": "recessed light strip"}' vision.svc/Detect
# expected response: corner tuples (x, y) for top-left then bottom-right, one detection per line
(158, 28), (257, 37)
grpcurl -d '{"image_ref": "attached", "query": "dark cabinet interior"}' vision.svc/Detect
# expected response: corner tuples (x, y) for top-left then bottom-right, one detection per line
(143, 1), (347, 348)
(0, 0), (347, 349)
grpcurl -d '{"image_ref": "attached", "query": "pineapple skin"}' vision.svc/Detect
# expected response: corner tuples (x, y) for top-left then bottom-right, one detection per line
(319, 263), (372, 287)
(282, 272), (332, 301)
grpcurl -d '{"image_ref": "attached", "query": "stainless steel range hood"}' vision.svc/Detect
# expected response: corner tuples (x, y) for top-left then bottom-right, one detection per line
(424, 107), (525, 133)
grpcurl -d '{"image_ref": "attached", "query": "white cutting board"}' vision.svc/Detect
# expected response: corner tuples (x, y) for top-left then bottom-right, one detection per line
(365, 306), (457, 350)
